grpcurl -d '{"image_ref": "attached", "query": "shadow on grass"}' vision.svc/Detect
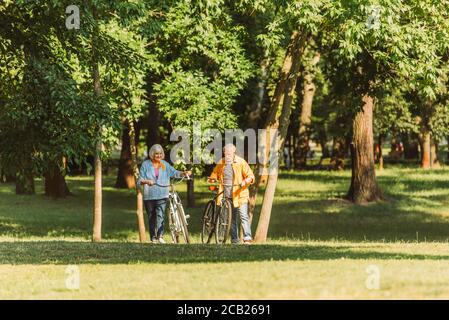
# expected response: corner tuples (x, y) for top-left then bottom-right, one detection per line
(1, 241), (448, 265)
(280, 172), (349, 184)
(2, 169), (449, 242)
(262, 197), (449, 242)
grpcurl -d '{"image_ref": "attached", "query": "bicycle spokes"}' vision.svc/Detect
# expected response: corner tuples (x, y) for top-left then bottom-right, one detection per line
(216, 209), (230, 244)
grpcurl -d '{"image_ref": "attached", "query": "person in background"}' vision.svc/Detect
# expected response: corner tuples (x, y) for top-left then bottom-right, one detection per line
(137, 144), (191, 244)
(208, 144), (255, 245)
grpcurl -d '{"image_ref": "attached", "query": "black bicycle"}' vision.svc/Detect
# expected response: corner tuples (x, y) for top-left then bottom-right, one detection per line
(201, 180), (240, 244)
(155, 176), (191, 244)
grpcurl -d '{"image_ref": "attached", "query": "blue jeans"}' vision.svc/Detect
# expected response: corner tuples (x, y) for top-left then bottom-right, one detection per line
(231, 202), (252, 243)
(144, 199), (167, 240)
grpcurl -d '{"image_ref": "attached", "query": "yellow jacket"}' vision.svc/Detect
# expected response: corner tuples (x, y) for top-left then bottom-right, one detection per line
(209, 155), (255, 208)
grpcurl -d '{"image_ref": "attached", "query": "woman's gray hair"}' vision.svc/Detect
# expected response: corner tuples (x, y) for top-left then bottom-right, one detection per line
(149, 144), (165, 160)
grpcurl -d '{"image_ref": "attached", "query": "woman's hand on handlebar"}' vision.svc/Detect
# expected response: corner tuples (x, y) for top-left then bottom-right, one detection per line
(182, 171), (192, 178)
(141, 179), (155, 186)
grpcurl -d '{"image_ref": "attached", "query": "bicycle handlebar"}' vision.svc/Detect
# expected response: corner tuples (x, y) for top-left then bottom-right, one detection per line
(207, 180), (241, 187)
(154, 176), (192, 188)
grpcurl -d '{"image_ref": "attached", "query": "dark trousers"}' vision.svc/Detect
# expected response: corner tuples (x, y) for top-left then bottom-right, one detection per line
(144, 199), (168, 240)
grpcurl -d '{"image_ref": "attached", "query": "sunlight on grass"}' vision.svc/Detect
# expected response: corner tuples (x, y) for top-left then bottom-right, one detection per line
(2, 167), (449, 298)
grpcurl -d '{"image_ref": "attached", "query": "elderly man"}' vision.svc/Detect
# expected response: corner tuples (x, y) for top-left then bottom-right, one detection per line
(208, 144), (255, 244)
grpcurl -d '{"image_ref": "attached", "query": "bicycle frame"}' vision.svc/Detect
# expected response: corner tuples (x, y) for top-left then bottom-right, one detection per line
(155, 176), (191, 243)
(208, 180), (241, 205)
(202, 180), (241, 244)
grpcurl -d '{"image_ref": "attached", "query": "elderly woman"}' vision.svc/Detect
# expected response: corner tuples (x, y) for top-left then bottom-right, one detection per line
(138, 144), (191, 243)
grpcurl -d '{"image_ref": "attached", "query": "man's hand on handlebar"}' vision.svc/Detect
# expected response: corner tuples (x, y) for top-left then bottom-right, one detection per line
(240, 177), (253, 188)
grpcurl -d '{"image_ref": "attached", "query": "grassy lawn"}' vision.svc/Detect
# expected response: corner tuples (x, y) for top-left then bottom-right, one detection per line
(1, 167), (449, 299)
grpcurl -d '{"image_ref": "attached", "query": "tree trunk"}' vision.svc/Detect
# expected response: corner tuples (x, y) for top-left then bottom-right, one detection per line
(347, 95), (383, 204)
(115, 123), (136, 189)
(92, 133), (103, 242)
(294, 53), (320, 169)
(447, 135), (449, 161)
(15, 167), (35, 195)
(418, 129), (431, 169)
(249, 31), (306, 219)
(247, 59), (269, 130)
(417, 102), (435, 169)
(430, 138), (440, 169)
(403, 134), (420, 160)
(319, 131), (329, 158)
(146, 97), (161, 153)
(92, 7), (103, 242)
(129, 120), (147, 243)
(6, 173), (15, 183)
(377, 135), (384, 170)
(289, 135), (294, 169)
(187, 178), (195, 208)
(44, 158), (72, 198)
(330, 136), (347, 170)
(186, 164), (195, 207)
(1, 169), (15, 183)
(254, 30), (307, 243)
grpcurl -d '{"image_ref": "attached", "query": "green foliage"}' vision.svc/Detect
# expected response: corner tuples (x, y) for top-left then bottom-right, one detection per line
(0, 0), (150, 177)
(322, 0), (449, 96)
(134, 0), (255, 171)
(374, 86), (417, 137)
(151, 0), (253, 126)
(2, 0), (449, 177)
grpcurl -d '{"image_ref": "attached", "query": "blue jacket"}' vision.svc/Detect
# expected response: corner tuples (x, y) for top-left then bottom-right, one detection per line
(137, 159), (182, 200)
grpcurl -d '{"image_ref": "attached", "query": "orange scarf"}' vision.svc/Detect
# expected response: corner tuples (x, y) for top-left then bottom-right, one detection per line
(151, 160), (165, 171)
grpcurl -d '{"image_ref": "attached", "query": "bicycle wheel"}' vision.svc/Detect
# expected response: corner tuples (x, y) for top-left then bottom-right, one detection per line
(215, 199), (233, 244)
(168, 201), (179, 244)
(176, 202), (190, 244)
(201, 200), (216, 244)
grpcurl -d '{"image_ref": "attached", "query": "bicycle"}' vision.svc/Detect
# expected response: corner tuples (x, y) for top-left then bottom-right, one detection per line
(155, 176), (191, 244)
(201, 180), (240, 244)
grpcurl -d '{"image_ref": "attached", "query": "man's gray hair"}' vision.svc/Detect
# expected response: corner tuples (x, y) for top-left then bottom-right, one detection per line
(149, 144), (165, 160)
(223, 143), (236, 153)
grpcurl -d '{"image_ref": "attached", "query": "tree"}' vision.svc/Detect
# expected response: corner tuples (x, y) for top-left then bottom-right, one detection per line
(129, 119), (147, 242)
(253, 30), (307, 243)
(293, 44), (320, 169)
(0, 2), (113, 197)
(374, 86), (416, 169)
(1, 1), (147, 240)
(246, 0), (327, 242)
(82, 2), (148, 242)
(116, 122), (138, 189)
(145, 0), (253, 206)
(323, 0), (449, 203)
(90, 6), (103, 242)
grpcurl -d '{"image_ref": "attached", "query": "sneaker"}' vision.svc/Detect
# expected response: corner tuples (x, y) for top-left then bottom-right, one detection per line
(243, 240), (253, 245)
(158, 237), (166, 244)
(150, 238), (158, 244)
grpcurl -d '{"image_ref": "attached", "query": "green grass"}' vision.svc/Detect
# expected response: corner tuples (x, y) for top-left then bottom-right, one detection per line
(1, 167), (449, 299)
